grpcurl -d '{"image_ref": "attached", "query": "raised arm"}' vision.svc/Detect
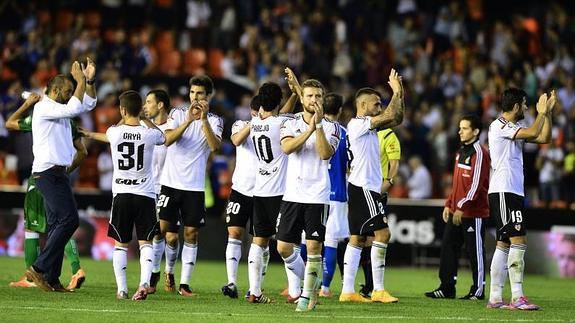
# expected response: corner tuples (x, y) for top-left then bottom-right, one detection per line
(515, 93), (549, 141)
(5, 93), (41, 130)
(312, 102), (335, 160)
(370, 69), (404, 130)
(199, 100), (222, 152)
(280, 67), (302, 114)
(71, 61), (86, 102)
(82, 57), (97, 99)
(528, 90), (555, 144)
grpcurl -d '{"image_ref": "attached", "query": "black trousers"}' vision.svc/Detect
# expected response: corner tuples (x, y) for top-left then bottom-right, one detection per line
(439, 216), (486, 296)
(33, 167), (79, 285)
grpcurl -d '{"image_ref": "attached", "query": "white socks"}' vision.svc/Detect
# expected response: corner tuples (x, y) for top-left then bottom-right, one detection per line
(342, 244), (362, 294)
(508, 244), (527, 301)
(152, 238), (165, 273)
(139, 244), (153, 287)
(302, 255), (321, 299)
(371, 241), (388, 291)
(164, 241), (179, 274)
(283, 248), (305, 298)
(248, 243), (264, 296)
(180, 242), (198, 285)
(225, 238), (242, 284)
(113, 246), (128, 293)
(489, 246), (509, 303)
(261, 246), (270, 285)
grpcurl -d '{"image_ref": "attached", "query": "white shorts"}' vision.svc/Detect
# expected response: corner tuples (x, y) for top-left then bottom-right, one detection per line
(325, 200), (349, 241)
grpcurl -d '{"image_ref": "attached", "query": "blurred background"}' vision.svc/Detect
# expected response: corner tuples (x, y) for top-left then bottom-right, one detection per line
(0, 0), (574, 277)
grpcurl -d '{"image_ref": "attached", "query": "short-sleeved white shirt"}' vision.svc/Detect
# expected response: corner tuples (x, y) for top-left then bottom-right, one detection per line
(347, 116), (382, 193)
(107, 124), (165, 198)
(280, 113), (340, 204)
(487, 117), (526, 196)
(250, 114), (293, 197)
(160, 107), (223, 191)
(151, 121), (170, 195)
(231, 120), (256, 196)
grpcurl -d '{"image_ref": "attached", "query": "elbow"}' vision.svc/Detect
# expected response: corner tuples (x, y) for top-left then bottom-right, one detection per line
(5, 121), (18, 131)
(320, 151), (333, 160)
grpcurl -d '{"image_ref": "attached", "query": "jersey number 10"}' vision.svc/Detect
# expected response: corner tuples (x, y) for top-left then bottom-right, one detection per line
(118, 142), (144, 171)
(252, 135), (274, 163)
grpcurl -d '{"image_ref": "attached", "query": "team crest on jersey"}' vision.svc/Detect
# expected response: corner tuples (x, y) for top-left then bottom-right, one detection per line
(465, 156), (470, 164)
(514, 224), (521, 231)
(226, 215), (231, 223)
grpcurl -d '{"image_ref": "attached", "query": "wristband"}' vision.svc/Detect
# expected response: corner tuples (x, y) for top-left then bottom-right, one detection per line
(86, 78), (96, 85)
(315, 123), (323, 129)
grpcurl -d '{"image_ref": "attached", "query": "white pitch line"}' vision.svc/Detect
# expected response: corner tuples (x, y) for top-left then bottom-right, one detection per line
(0, 306), (567, 322)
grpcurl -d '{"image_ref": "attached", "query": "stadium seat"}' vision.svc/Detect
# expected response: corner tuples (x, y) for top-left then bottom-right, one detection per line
(84, 11), (102, 29)
(208, 49), (224, 78)
(183, 48), (207, 75)
(154, 31), (175, 54)
(157, 50), (182, 76)
(55, 11), (75, 32)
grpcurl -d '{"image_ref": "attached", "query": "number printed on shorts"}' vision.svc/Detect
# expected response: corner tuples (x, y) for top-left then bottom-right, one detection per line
(226, 202), (241, 215)
(157, 195), (170, 208)
(510, 210), (523, 223)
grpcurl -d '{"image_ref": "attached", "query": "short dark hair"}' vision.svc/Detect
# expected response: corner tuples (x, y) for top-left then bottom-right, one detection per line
(301, 79), (325, 96)
(355, 87), (381, 101)
(147, 89), (171, 112)
(46, 74), (71, 94)
(119, 90), (142, 117)
(189, 75), (214, 95)
(460, 114), (482, 134)
(324, 92), (343, 115)
(257, 82), (283, 112)
(501, 88), (527, 112)
(250, 95), (262, 111)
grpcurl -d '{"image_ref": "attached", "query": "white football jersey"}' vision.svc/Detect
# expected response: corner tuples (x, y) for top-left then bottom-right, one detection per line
(231, 120), (256, 196)
(106, 124), (165, 199)
(151, 121), (170, 195)
(281, 113), (340, 204)
(347, 116), (382, 193)
(250, 114), (293, 197)
(488, 117), (526, 196)
(160, 107), (223, 191)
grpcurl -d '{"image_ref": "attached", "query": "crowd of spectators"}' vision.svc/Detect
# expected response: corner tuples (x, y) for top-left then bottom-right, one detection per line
(1, 0), (575, 209)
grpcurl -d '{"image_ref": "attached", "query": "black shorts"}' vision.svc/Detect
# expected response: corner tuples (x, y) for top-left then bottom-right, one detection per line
(108, 193), (159, 243)
(488, 192), (526, 241)
(226, 189), (253, 228)
(348, 183), (388, 236)
(157, 185), (206, 230)
(252, 195), (283, 238)
(276, 201), (329, 244)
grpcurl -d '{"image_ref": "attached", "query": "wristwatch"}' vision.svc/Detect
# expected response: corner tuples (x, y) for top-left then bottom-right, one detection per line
(386, 178), (394, 186)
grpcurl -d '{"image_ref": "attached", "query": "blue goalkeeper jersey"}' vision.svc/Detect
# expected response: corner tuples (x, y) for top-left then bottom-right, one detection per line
(329, 124), (348, 202)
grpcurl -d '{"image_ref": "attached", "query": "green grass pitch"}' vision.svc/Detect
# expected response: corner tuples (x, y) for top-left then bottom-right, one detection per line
(1, 256), (574, 322)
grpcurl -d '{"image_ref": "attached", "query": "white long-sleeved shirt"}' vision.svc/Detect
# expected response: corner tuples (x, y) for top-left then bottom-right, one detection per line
(32, 94), (97, 172)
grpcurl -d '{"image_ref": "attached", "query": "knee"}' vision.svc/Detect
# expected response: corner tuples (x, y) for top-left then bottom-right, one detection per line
(183, 227), (198, 243)
(165, 233), (179, 246)
(374, 228), (390, 244)
(349, 235), (366, 248)
(227, 227), (243, 240)
(277, 242), (293, 259)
